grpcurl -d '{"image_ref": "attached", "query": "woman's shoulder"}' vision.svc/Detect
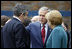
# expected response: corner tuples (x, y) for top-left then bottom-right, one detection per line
(52, 25), (67, 37)
(52, 26), (65, 35)
(53, 25), (65, 32)
(52, 26), (62, 32)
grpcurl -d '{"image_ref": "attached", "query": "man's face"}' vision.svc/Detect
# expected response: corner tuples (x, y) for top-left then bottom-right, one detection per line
(21, 13), (28, 23)
(39, 10), (47, 24)
(62, 22), (67, 31)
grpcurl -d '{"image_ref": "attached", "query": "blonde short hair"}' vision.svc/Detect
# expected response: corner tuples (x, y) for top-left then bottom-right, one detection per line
(31, 16), (39, 23)
(45, 10), (62, 26)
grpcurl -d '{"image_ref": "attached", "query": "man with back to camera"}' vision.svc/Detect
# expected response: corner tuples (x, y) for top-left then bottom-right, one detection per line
(26, 6), (52, 48)
(1, 4), (30, 48)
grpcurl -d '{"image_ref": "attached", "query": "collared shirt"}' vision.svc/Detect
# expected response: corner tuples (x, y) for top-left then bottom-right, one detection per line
(13, 16), (21, 22)
(41, 23), (48, 43)
(5, 19), (11, 24)
(5, 16), (21, 24)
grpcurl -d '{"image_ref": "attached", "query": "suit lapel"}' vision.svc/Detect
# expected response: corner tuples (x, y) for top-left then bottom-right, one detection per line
(44, 25), (52, 47)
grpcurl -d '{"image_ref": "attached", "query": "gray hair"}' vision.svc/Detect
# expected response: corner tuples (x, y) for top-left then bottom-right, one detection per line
(13, 3), (28, 17)
(38, 6), (51, 14)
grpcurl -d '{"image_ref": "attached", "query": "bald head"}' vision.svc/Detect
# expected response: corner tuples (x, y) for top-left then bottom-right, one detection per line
(31, 16), (39, 23)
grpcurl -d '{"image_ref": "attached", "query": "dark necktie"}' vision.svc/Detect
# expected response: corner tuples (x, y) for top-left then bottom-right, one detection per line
(41, 25), (45, 45)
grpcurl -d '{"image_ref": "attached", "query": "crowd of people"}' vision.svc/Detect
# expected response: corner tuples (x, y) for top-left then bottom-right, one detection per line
(1, 4), (71, 48)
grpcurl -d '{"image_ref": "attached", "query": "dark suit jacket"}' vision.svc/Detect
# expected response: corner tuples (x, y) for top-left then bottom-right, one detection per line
(2, 18), (30, 48)
(26, 22), (52, 48)
(66, 30), (71, 48)
(1, 27), (4, 48)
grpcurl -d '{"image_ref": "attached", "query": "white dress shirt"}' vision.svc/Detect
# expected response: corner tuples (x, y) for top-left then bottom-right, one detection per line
(13, 16), (21, 22)
(41, 23), (48, 43)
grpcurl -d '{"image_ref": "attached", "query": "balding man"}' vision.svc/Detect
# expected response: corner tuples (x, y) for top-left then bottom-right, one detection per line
(26, 6), (52, 48)
(31, 16), (40, 23)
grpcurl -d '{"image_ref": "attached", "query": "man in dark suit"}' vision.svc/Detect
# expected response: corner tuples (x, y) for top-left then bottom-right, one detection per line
(1, 15), (10, 48)
(26, 7), (52, 48)
(62, 22), (71, 48)
(1, 4), (30, 48)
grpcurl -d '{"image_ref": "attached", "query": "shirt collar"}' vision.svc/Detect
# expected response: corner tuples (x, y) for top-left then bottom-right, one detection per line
(41, 23), (48, 27)
(13, 16), (21, 22)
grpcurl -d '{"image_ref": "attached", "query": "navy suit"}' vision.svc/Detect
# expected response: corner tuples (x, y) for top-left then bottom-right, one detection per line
(1, 27), (4, 48)
(26, 22), (52, 48)
(2, 18), (30, 48)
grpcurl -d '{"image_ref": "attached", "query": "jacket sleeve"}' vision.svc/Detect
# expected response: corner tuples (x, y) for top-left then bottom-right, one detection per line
(25, 23), (31, 33)
(52, 29), (61, 48)
(15, 24), (30, 48)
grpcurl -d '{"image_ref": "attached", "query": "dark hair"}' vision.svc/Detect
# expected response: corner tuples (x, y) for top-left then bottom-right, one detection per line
(64, 23), (68, 29)
(23, 18), (31, 27)
(13, 4), (28, 17)
(1, 15), (10, 26)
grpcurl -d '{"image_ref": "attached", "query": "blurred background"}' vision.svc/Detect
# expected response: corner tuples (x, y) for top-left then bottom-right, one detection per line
(1, 1), (71, 31)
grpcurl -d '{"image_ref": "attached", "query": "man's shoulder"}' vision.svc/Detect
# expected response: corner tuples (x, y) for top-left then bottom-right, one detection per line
(26, 21), (40, 29)
(11, 18), (22, 24)
(5, 18), (23, 27)
(29, 21), (40, 25)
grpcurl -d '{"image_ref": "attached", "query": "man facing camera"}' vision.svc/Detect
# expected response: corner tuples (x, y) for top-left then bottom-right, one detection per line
(26, 6), (52, 48)
(2, 4), (30, 48)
